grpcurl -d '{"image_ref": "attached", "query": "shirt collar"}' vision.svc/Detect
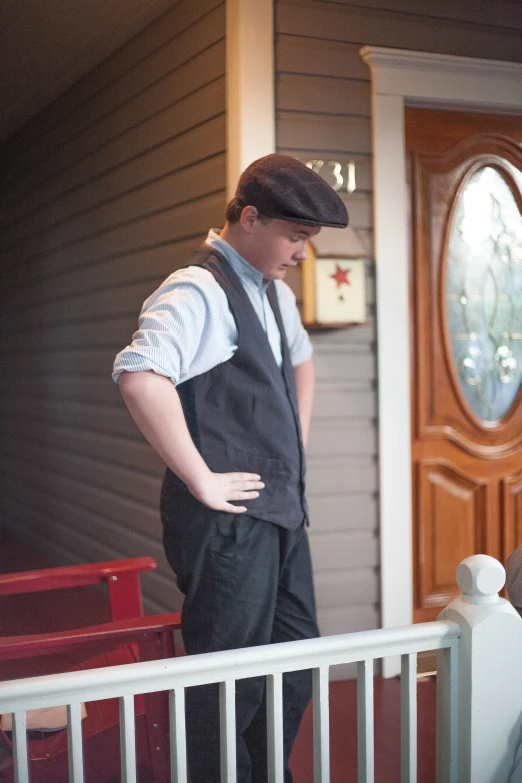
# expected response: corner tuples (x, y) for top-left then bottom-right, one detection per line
(206, 229), (269, 292)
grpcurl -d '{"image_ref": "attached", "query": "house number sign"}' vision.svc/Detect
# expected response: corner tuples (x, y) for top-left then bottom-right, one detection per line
(305, 159), (356, 193)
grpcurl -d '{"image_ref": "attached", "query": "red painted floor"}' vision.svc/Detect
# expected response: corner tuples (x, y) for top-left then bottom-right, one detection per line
(0, 532), (436, 782)
(290, 676), (436, 782)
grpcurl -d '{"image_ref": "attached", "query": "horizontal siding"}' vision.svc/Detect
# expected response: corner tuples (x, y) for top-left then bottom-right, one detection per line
(277, 113), (371, 154)
(277, 1), (522, 60)
(277, 36), (370, 80)
(1, 119), (226, 262)
(3, 189), (225, 294)
(309, 531), (378, 572)
(306, 460), (377, 495)
(308, 494), (377, 532)
(0, 416), (164, 475)
(277, 73), (371, 116)
(1, 0), (224, 174)
(0, 0), (226, 616)
(1, 65), (225, 239)
(314, 568), (378, 609)
(1, 396), (148, 440)
(1, 32), (225, 212)
(3, 238), (206, 331)
(316, 0), (522, 30)
(1, 495), (181, 611)
(308, 420), (375, 456)
(276, 0), (522, 647)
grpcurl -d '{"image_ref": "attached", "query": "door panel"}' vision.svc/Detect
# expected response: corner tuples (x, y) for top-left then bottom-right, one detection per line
(503, 471), (522, 556)
(407, 108), (522, 622)
(416, 460), (488, 617)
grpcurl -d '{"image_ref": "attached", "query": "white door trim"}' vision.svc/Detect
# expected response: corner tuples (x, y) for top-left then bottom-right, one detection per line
(359, 46), (522, 676)
(226, 0), (275, 199)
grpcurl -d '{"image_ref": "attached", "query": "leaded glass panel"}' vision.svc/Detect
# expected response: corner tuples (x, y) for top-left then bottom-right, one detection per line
(446, 165), (522, 423)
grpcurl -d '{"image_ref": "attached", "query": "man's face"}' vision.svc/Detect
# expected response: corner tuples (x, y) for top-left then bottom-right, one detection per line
(245, 218), (321, 280)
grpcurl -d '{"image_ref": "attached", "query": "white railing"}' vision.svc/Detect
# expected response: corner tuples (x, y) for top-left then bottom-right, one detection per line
(2, 555), (522, 783)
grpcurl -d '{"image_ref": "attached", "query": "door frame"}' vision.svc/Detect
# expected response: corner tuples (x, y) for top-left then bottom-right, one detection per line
(359, 46), (522, 676)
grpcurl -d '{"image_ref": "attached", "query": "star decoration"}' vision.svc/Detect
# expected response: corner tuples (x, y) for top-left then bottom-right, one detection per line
(329, 264), (351, 288)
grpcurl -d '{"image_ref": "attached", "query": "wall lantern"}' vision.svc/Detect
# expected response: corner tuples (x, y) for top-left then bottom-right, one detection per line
(302, 226), (368, 328)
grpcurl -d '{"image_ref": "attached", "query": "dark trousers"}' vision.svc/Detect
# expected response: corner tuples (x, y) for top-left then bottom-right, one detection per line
(161, 498), (319, 783)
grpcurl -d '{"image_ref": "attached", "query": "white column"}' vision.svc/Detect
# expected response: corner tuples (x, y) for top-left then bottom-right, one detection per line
(438, 555), (522, 783)
(370, 89), (413, 679)
(226, 0), (275, 199)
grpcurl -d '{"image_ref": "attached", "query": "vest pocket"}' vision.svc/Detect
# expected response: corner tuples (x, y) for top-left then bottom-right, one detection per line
(224, 448), (292, 477)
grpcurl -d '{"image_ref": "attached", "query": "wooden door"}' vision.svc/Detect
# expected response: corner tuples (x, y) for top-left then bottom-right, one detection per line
(407, 108), (522, 623)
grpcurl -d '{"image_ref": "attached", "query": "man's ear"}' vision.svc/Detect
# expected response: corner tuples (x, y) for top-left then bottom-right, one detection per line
(239, 206), (259, 234)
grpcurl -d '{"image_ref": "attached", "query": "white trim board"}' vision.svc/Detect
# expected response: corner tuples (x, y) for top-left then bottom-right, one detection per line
(359, 46), (522, 678)
(226, 0), (275, 199)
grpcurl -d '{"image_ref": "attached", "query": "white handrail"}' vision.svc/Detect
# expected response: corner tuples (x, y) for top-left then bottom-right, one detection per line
(5, 555), (522, 783)
(0, 620), (460, 714)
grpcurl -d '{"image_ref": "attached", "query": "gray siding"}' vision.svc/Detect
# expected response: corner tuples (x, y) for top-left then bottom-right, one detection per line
(0, 0), (226, 613)
(275, 0), (522, 647)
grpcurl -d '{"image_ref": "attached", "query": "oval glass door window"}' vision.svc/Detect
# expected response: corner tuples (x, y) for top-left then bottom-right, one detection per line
(446, 165), (522, 423)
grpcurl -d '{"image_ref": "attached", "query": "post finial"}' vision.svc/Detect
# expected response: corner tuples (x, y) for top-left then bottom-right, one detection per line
(456, 555), (505, 605)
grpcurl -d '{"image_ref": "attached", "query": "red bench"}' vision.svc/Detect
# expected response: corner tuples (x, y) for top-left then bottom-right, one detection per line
(0, 557), (181, 782)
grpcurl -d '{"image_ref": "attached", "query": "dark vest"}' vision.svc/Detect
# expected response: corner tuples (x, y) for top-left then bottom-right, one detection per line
(162, 246), (307, 529)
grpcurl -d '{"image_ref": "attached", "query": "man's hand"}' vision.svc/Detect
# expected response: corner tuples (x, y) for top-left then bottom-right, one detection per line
(187, 471), (265, 514)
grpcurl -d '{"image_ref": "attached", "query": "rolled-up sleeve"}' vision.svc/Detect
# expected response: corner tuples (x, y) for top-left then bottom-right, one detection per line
(275, 281), (313, 367)
(112, 267), (235, 385)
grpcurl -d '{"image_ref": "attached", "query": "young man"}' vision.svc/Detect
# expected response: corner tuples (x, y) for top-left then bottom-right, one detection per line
(113, 154), (348, 782)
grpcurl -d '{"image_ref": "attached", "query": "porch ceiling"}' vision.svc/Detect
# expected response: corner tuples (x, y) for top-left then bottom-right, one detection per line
(0, 0), (175, 145)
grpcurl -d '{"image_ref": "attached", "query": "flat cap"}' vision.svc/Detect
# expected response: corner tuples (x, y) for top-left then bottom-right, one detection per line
(234, 154), (349, 229)
(506, 546), (522, 608)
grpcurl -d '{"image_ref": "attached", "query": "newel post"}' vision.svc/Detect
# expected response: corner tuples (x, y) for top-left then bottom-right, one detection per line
(437, 555), (522, 783)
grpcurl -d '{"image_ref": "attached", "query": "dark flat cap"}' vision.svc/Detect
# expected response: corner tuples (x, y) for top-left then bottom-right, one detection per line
(506, 546), (522, 608)
(234, 154), (349, 228)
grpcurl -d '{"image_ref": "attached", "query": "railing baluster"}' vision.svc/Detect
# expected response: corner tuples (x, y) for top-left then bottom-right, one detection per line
(119, 694), (137, 783)
(313, 666), (330, 783)
(357, 659), (374, 783)
(67, 702), (85, 783)
(447, 645), (458, 783)
(400, 653), (417, 783)
(12, 711), (29, 783)
(219, 680), (237, 783)
(169, 687), (187, 783)
(267, 672), (284, 783)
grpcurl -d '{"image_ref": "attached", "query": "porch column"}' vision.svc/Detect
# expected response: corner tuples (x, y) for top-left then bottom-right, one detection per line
(226, 0), (275, 200)
(438, 555), (522, 783)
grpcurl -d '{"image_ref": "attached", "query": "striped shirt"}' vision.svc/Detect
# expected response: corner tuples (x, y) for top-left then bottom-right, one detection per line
(112, 229), (313, 386)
